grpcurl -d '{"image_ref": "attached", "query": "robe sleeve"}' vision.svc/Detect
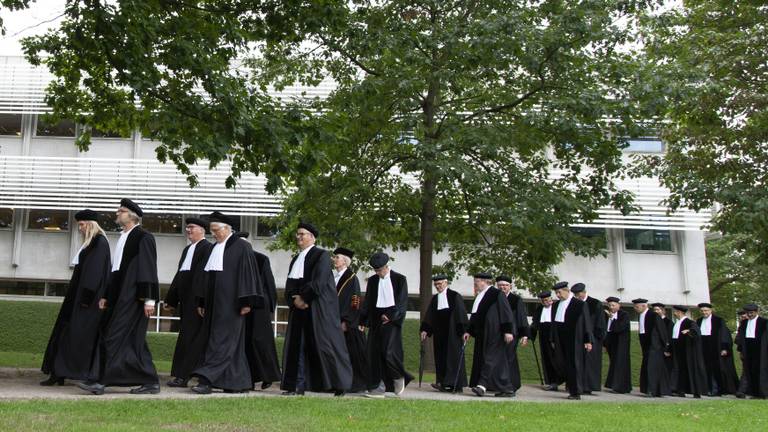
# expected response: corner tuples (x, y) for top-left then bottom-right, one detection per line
(338, 276), (356, 325)
(237, 245), (263, 308)
(581, 301), (594, 344)
(529, 308), (540, 342)
(497, 292), (515, 335)
(259, 255), (278, 312)
(686, 320), (702, 339)
(719, 320), (734, 353)
(593, 301), (607, 341)
(514, 296), (530, 338)
(453, 294), (469, 336)
(359, 279), (373, 327)
(164, 247), (187, 308)
(420, 296), (436, 336)
(390, 274), (409, 327)
(77, 236), (110, 306)
(135, 233), (160, 302)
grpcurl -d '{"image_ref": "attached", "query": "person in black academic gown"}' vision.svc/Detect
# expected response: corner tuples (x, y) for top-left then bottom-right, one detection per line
(332, 247), (368, 393)
(530, 288), (564, 391)
(464, 272), (516, 398)
(78, 199), (160, 395)
(281, 222), (352, 396)
(571, 283), (606, 394)
(603, 297), (632, 394)
(550, 282), (593, 400)
(652, 302), (675, 389)
(236, 231), (282, 390)
(190, 212), (263, 394)
(696, 302), (739, 396)
(666, 305), (707, 398)
(360, 252), (413, 398)
(420, 274), (468, 393)
(495, 275), (529, 394)
(634, 298), (670, 397)
(735, 303), (768, 399)
(164, 217), (213, 387)
(41, 210), (111, 386)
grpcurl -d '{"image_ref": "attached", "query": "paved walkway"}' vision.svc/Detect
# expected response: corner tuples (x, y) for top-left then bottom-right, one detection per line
(0, 368), (739, 403)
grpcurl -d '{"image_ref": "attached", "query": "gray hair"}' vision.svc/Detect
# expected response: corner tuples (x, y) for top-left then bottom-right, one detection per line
(126, 210), (141, 224)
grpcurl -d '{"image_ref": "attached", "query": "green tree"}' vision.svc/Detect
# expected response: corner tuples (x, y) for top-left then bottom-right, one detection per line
(641, 1), (768, 265)
(14, 1), (658, 314)
(706, 234), (768, 325)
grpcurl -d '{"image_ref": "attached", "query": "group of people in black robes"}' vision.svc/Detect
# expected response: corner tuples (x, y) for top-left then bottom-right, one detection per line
(40, 207), (768, 400)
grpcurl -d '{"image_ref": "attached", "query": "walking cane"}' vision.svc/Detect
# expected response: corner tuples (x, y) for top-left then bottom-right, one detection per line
(531, 340), (544, 385)
(418, 339), (426, 388)
(452, 342), (468, 392)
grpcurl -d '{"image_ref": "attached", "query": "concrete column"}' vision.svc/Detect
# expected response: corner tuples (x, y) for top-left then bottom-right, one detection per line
(611, 229), (625, 293)
(677, 231), (690, 295)
(11, 209), (24, 268)
(132, 128), (142, 159)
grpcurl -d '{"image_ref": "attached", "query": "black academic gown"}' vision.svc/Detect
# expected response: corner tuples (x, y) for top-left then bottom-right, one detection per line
(504, 292), (529, 392)
(467, 287), (515, 393)
(736, 317), (768, 398)
(662, 316), (675, 386)
(165, 239), (213, 381)
(551, 297), (593, 396)
(281, 246), (353, 393)
(669, 318), (708, 397)
(582, 296), (607, 392)
(192, 235), (262, 391)
(530, 304), (564, 386)
(604, 310), (632, 393)
(96, 226), (160, 386)
(420, 289), (468, 390)
(360, 270), (414, 392)
(42, 234), (111, 380)
(639, 311), (671, 396)
(244, 242), (282, 386)
(336, 268), (369, 393)
(697, 315), (739, 395)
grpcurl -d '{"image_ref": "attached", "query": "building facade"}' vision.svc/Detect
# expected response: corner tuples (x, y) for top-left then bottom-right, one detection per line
(0, 55), (714, 329)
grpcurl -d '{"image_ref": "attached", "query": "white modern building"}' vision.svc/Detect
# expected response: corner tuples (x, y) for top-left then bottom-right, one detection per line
(0, 55), (714, 330)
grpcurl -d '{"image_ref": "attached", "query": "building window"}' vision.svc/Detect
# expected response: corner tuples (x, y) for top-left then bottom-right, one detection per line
(256, 216), (279, 238)
(142, 213), (182, 234)
(0, 208), (12, 229)
(571, 227), (608, 250)
(89, 126), (132, 139)
(0, 113), (22, 136)
(27, 209), (69, 231)
(624, 228), (673, 252)
(624, 139), (664, 153)
(35, 116), (76, 137)
(0, 280), (45, 296)
(95, 211), (121, 232)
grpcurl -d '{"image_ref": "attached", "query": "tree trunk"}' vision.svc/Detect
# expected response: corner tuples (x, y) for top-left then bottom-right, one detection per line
(418, 171), (438, 373)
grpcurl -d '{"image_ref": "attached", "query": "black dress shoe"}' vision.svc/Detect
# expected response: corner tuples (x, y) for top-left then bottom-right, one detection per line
(693, 394), (701, 399)
(130, 383), (161, 394)
(40, 376), (65, 386)
(333, 390), (345, 397)
(583, 391), (593, 395)
(191, 384), (212, 394)
(261, 382), (272, 390)
(494, 391), (516, 398)
(223, 389), (248, 394)
(567, 394), (581, 400)
(430, 383), (442, 391)
(282, 390), (305, 396)
(735, 392), (746, 399)
(166, 378), (188, 388)
(471, 386), (486, 397)
(77, 381), (105, 395)
(544, 385), (559, 391)
(674, 392), (686, 398)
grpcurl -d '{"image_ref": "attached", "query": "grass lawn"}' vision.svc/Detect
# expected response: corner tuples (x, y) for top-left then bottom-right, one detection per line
(0, 398), (766, 431)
